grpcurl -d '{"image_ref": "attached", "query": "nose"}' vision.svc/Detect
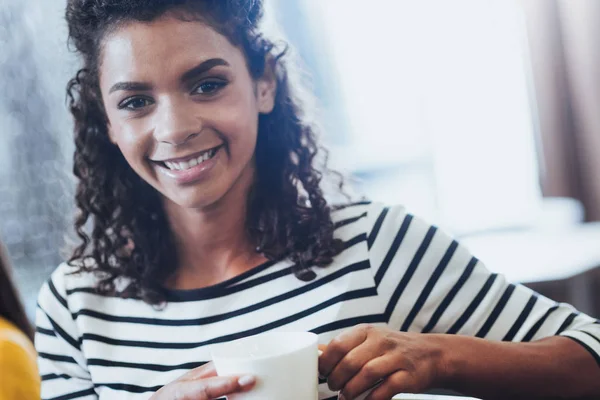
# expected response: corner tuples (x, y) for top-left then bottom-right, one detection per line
(153, 96), (202, 146)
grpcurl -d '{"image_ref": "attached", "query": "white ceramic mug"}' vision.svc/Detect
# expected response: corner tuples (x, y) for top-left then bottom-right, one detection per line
(211, 331), (319, 400)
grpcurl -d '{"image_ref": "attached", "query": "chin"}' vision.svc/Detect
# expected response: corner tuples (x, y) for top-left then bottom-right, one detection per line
(154, 164), (254, 212)
(167, 194), (219, 210)
(161, 185), (227, 211)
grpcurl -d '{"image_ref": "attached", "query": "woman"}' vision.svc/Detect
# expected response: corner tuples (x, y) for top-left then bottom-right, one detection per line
(36, 0), (600, 399)
(0, 241), (40, 399)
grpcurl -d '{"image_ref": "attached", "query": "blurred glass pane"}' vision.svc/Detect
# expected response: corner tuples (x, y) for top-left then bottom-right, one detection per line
(300, 0), (542, 234)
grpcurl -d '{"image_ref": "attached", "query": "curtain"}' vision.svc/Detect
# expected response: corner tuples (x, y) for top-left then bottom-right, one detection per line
(522, 0), (600, 221)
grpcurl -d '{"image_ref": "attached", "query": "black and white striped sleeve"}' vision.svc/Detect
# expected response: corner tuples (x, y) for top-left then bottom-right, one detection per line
(36, 264), (97, 400)
(366, 203), (600, 365)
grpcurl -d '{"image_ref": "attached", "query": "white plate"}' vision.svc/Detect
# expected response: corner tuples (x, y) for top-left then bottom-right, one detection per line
(393, 395), (480, 400)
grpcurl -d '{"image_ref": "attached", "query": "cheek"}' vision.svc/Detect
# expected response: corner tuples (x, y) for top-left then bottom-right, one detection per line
(217, 95), (260, 152)
(110, 122), (152, 166)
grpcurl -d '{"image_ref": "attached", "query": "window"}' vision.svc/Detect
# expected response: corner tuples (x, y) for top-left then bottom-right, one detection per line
(292, 0), (543, 235)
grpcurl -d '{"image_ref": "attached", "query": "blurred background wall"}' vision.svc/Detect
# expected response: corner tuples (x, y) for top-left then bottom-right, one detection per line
(1, 0), (600, 320)
(0, 0), (76, 318)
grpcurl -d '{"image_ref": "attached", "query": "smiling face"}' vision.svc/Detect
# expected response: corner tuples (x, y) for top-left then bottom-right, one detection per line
(98, 14), (276, 210)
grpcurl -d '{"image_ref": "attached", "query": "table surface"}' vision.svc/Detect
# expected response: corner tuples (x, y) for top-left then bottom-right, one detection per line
(460, 222), (600, 283)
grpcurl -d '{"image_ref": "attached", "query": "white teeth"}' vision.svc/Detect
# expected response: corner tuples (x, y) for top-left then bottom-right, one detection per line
(164, 147), (219, 170)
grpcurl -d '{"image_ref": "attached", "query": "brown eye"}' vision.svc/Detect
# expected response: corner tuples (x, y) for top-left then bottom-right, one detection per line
(192, 80), (227, 95)
(118, 96), (154, 110)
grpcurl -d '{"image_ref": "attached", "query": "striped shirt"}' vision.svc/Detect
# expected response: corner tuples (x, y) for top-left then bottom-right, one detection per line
(35, 202), (600, 400)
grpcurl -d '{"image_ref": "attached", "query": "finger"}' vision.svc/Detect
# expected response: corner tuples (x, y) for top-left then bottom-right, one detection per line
(340, 355), (399, 400)
(318, 344), (327, 357)
(365, 370), (417, 400)
(178, 362), (217, 381)
(320, 325), (371, 377)
(327, 340), (386, 392)
(174, 375), (256, 400)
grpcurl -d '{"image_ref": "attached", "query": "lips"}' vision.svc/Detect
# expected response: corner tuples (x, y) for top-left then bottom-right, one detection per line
(154, 144), (224, 170)
(153, 144), (223, 185)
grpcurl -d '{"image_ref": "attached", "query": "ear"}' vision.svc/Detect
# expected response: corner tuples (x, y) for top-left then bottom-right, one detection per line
(256, 58), (277, 114)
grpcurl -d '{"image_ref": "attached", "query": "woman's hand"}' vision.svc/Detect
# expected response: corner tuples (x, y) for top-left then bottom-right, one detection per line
(319, 325), (447, 400)
(150, 362), (256, 400)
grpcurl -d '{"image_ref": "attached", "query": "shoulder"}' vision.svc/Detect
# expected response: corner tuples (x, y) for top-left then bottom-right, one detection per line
(38, 261), (105, 311)
(0, 332), (36, 368)
(332, 201), (453, 260)
(330, 201), (414, 241)
(330, 202), (434, 261)
(330, 201), (397, 226)
(37, 261), (138, 331)
(329, 201), (450, 279)
(0, 320), (39, 397)
(0, 318), (35, 359)
(331, 201), (409, 223)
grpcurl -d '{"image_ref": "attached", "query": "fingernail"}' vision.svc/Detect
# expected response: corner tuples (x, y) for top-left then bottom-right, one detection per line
(238, 375), (256, 386)
(338, 394), (346, 400)
(318, 349), (324, 357)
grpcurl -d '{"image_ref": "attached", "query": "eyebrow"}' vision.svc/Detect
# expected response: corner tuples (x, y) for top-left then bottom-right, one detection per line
(180, 58), (230, 83)
(108, 58), (230, 94)
(109, 82), (152, 94)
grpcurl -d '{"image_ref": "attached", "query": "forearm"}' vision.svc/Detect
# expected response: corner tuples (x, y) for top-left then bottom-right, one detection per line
(434, 334), (600, 399)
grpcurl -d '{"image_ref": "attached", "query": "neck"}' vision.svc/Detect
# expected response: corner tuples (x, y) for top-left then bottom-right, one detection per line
(162, 166), (265, 289)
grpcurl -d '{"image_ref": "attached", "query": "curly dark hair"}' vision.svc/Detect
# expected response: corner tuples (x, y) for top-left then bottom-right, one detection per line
(65, 0), (346, 305)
